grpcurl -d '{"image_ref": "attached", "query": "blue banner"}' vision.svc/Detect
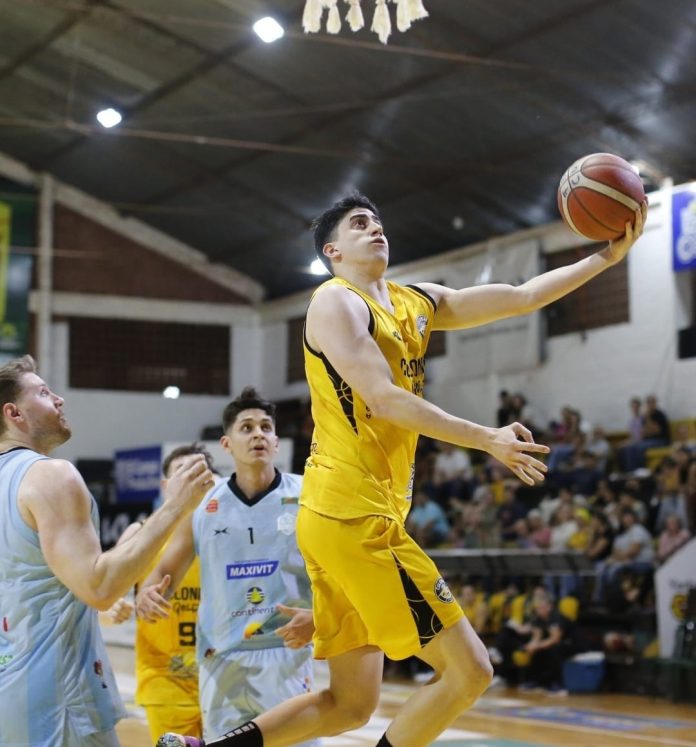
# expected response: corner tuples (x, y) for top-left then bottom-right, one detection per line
(672, 185), (696, 272)
(114, 445), (162, 503)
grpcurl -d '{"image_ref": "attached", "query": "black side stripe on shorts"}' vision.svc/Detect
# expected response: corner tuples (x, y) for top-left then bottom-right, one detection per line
(393, 553), (444, 647)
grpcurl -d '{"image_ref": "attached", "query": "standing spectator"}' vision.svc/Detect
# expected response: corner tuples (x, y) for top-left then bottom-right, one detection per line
(656, 514), (691, 564)
(586, 426), (612, 473)
(620, 395), (671, 472)
(496, 390), (513, 428)
(651, 457), (689, 534)
(497, 482), (528, 545)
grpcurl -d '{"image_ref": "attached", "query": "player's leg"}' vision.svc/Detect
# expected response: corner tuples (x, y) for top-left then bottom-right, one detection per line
(158, 645), (383, 747)
(381, 616), (493, 747)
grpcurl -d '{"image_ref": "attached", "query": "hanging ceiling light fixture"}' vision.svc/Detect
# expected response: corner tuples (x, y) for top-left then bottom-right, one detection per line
(302, 0), (429, 44)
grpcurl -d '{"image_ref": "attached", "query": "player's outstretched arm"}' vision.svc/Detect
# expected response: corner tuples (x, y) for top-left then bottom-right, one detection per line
(136, 516), (196, 621)
(19, 455), (211, 610)
(420, 202), (647, 331)
(306, 284), (548, 485)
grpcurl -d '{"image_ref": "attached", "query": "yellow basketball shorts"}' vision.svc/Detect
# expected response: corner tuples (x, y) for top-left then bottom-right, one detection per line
(296, 507), (463, 660)
(143, 703), (202, 745)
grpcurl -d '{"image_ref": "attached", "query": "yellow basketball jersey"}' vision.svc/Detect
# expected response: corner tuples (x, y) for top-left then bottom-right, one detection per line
(135, 553), (201, 706)
(301, 277), (435, 523)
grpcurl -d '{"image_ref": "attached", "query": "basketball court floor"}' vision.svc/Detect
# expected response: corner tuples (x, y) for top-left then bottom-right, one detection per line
(106, 639), (696, 747)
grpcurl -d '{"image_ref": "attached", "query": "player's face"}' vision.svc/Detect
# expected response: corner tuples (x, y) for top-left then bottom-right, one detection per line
(326, 208), (389, 271)
(222, 408), (279, 467)
(13, 373), (71, 448)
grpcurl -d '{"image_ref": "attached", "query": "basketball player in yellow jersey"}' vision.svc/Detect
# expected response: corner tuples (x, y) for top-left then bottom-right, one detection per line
(115, 444), (214, 744)
(158, 193), (646, 747)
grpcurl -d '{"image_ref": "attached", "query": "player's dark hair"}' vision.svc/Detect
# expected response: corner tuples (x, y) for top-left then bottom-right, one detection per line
(0, 355), (38, 436)
(222, 386), (276, 433)
(162, 442), (215, 478)
(311, 192), (380, 273)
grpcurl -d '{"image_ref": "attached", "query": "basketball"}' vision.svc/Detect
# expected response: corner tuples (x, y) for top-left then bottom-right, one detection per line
(557, 153), (645, 241)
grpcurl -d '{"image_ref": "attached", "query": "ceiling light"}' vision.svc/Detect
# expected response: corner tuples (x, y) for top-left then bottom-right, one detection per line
(162, 385), (180, 399)
(310, 259), (329, 275)
(253, 17), (284, 43)
(96, 108), (122, 128)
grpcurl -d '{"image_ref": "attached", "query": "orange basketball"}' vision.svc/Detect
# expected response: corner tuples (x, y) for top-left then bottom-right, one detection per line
(557, 153), (645, 241)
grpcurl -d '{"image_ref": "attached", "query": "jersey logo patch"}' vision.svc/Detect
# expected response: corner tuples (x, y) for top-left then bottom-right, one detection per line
(246, 586), (265, 605)
(213, 527), (229, 535)
(205, 499), (219, 513)
(281, 496), (299, 505)
(416, 314), (427, 337)
(227, 561), (278, 579)
(277, 511), (296, 536)
(434, 577), (454, 604)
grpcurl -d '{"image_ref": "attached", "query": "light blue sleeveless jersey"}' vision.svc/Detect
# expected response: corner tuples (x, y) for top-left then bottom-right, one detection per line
(0, 448), (126, 745)
(193, 471), (312, 658)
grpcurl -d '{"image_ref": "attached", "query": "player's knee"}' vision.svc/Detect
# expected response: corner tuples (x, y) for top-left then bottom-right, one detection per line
(331, 697), (376, 732)
(468, 655), (494, 694)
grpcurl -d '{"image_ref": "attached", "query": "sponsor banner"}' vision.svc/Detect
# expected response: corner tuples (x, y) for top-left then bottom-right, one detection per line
(448, 239), (541, 378)
(655, 537), (696, 657)
(114, 445), (162, 503)
(672, 183), (696, 272)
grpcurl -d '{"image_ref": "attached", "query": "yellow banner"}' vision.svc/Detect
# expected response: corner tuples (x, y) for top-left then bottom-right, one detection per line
(0, 203), (11, 322)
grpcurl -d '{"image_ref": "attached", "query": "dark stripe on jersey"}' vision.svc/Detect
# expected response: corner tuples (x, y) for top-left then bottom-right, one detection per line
(344, 287), (376, 337)
(406, 284), (437, 312)
(320, 354), (358, 434)
(393, 553), (444, 647)
(303, 320), (322, 358)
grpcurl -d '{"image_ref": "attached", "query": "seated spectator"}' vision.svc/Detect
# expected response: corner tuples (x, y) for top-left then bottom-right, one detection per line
(549, 503), (579, 551)
(656, 514), (691, 564)
(585, 510), (615, 564)
(564, 450), (603, 497)
(433, 440), (472, 503)
(619, 394), (671, 472)
(567, 507), (592, 551)
(590, 478), (619, 524)
(519, 591), (577, 694)
(594, 508), (654, 604)
(405, 490), (451, 548)
(459, 583), (489, 635)
(526, 509), (551, 549)
(617, 485), (647, 524)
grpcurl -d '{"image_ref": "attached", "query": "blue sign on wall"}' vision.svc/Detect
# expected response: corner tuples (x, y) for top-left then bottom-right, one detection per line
(672, 185), (696, 272)
(114, 445), (162, 503)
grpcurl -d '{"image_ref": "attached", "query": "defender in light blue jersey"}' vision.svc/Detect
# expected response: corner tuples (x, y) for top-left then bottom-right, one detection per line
(0, 356), (213, 746)
(137, 388), (316, 745)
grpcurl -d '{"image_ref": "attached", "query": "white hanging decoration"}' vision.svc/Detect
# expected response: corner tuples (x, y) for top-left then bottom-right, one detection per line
(326, 0), (342, 33)
(395, 0), (411, 32)
(302, 0), (325, 33)
(345, 0), (365, 31)
(371, 0), (391, 44)
(302, 0), (428, 43)
(408, 0), (429, 22)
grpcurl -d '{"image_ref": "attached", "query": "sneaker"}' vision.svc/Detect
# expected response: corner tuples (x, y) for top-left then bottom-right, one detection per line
(544, 683), (569, 697)
(156, 735), (204, 747)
